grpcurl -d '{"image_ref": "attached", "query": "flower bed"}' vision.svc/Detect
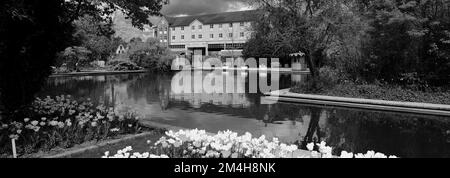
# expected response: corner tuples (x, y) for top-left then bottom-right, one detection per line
(0, 95), (150, 157)
(102, 129), (398, 158)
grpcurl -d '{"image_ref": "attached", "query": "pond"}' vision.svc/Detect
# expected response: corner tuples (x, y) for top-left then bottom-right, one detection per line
(39, 71), (450, 158)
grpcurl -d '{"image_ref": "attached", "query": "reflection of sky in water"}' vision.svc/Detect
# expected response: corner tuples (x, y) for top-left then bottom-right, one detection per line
(41, 72), (450, 157)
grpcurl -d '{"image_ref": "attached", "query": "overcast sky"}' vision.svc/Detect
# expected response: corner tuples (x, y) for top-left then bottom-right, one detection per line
(161, 0), (253, 16)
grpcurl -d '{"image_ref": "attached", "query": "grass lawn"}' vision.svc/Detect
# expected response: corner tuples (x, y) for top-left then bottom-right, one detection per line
(291, 82), (450, 105)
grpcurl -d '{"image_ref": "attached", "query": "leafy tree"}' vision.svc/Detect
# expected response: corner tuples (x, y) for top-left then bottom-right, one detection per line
(363, 0), (450, 86)
(129, 38), (174, 72)
(57, 46), (92, 71)
(0, 0), (73, 114)
(245, 0), (365, 78)
(73, 15), (116, 62)
(0, 0), (166, 115)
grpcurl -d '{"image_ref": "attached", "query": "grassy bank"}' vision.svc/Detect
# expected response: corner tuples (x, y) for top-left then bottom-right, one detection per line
(292, 82), (450, 105)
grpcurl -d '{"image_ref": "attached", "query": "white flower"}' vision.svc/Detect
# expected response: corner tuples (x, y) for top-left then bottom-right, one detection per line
(58, 122), (65, 128)
(40, 122), (46, 126)
(24, 118), (30, 123)
(306, 143), (315, 151)
(49, 121), (58, 126)
(340, 151), (354, 158)
(31, 121), (39, 126)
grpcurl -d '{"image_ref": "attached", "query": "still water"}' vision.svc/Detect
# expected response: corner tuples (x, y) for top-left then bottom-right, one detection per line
(40, 71), (450, 158)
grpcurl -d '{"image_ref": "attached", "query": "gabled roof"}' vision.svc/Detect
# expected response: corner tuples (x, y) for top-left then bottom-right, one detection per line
(165, 10), (261, 27)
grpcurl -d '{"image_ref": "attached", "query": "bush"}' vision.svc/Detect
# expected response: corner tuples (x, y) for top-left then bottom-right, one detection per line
(111, 61), (143, 71)
(294, 66), (341, 93)
(0, 96), (147, 157)
(128, 38), (175, 72)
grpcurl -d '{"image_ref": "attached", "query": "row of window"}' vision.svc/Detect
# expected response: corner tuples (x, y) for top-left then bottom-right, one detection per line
(172, 32), (245, 40)
(168, 43), (245, 49)
(173, 22), (246, 31)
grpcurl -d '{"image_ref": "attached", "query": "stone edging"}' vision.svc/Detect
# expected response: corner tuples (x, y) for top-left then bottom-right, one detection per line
(265, 89), (450, 117)
(42, 132), (157, 158)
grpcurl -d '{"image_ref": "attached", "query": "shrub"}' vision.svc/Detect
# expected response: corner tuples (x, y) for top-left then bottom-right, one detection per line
(128, 38), (175, 72)
(111, 61), (143, 71)
(294, 66), (341, 93)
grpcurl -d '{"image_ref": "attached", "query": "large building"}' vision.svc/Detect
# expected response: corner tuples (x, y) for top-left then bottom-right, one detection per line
(152, 10), (260, 58)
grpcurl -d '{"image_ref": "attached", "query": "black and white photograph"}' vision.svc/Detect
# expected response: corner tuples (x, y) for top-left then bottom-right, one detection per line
(1, 0), (450, 166)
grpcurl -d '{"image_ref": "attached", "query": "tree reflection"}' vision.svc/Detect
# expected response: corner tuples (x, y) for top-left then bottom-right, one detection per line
(301, 107), (323, 149)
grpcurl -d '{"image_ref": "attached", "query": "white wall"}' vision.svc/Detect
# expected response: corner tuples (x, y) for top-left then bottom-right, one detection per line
(170, 20), (253, 47)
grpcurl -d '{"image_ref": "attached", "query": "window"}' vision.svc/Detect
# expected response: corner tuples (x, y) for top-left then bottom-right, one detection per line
(219, 24), (222, 28)
(229, 23), (233, 27)
(170, 45), (186, 49)
(210, 34), (214, 38)
(192, 35), (195, 39)
(192, 26), (195, 30)
(181, 35), (184, 40)
(172, 36), (175, 40)
(199, 34), (202, 39)
(229, 33), (233, 38)
(219, 33), (223, 38)
(210, 24), (214, 29)
(240, 22), (245, 26)
(199, 25), (202, 29)
(240, 32), (244, 37)
(181, 27), (184, 30)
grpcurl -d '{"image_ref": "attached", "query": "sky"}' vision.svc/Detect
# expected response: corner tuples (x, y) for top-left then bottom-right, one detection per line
(161, 0), (254, 16)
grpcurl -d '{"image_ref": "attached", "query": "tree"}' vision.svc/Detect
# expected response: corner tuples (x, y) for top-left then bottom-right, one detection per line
(363, 0), (450, 86)
(73, 15), (116, 62)
(0, 0), (73, 114)
(0, 0), (167, 115)
(129, 38), (174, 72)
(245, 0), (365, 78)
(57, 46), (92, 71)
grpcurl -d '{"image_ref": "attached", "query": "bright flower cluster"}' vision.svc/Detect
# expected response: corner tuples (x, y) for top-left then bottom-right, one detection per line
(103, 129), (398, 158)
(102, 146), (169, 158)
(0, 95), (144, 157)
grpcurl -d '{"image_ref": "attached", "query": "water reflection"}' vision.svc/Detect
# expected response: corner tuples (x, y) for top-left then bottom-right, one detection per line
(41, 72), (450, 157)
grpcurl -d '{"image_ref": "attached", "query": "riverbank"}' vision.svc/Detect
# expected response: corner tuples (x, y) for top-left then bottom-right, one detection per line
(265, 89), (450, 117)
(50, 70), (148, 77)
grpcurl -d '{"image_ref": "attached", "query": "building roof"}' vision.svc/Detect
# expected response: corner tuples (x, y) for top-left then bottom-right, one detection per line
(165, 10), (261, 27)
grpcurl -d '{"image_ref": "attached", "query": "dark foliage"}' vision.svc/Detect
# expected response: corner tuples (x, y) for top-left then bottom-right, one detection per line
(0, 0), (166, 116)
(0, 0), (73, 114)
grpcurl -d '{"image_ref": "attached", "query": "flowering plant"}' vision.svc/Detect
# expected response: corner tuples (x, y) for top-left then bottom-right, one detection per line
(0, 95), (145, 157)
(103, 129), (398, 158)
